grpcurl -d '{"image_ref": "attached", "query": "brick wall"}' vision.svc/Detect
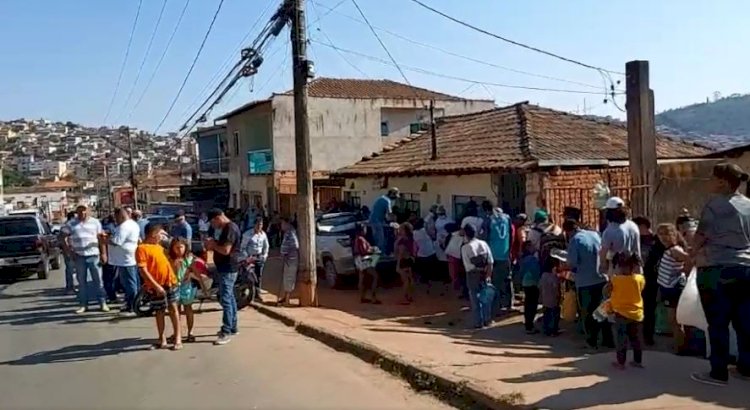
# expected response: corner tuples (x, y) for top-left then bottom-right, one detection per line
(536, 160), (716, 228)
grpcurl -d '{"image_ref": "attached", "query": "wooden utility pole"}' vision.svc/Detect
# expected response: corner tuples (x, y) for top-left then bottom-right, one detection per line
(124, 126), (139, 210)
(626, 60), (658, 221)
(291, 0), (317, 306)
(429, 100), (437, 160)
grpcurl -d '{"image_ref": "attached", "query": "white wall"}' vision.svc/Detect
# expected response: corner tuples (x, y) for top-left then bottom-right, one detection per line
(344, 174), (496, 220)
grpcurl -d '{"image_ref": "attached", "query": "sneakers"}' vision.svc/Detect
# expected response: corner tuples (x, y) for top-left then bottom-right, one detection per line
(75, 307), (87, 314)
(100, 303), (110, 313)
(691, 372), (728, 387)
(214, 333), (232, 346)
(119, 310), (137, 318)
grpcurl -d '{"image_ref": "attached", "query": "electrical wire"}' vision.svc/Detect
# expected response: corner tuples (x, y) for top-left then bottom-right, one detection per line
(309, 0), (368, 78)
(129, 0), (192, 122)
(308, 0), (347, 26)
(153, 0), (226, 135)
(349, 0), (412, 86)
(176, 0), (277, 127)
(312, 39), (621, 95)
(310, 0), (600, 90)
(103, 0), (144, 125)
(408, 0), (623, 75)
(117, 0), (168, 124)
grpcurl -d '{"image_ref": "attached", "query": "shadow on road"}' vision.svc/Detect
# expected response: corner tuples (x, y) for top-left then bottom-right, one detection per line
(0, 337), (150, 366)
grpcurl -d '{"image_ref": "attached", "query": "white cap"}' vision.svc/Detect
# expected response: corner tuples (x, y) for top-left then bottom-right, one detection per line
(605, 196), (625, 209)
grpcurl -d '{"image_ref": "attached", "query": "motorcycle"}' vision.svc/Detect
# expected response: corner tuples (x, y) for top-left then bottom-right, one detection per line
(134, 259), (257, 317)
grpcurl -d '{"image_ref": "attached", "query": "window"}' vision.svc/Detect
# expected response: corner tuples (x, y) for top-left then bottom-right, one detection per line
(343, 191), (361, 208)
(409, 123), (422, 134)
(453, 195), (486, 221)
(395, 193), (420, 223)
(380, 121), (389, 137)
(233, 131), (240, 156)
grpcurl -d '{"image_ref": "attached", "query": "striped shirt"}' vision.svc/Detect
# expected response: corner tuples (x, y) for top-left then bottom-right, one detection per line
(657, 245), (685, 288)
(65, 217), (103, 257)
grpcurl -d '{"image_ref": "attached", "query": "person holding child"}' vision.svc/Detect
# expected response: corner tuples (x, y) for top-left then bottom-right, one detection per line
(137, 223), (182, 351)
(608, 252), (646, 369)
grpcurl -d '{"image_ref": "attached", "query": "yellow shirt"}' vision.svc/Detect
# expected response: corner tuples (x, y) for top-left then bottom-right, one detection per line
(136, 243), (177, 290)
(610, 274), (645, 322)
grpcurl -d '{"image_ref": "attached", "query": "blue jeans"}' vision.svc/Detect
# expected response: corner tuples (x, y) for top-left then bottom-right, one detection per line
(102, 264), (118, 302)
(219, 271), (239, 335)
(371, 223), (386, 253)
(543, 306), (561, 335)
(75, 254), (104, 307)
(492, 260), (513, 312)
(115, 265), (140, 312)
(466, 270), (486, 328)
(63, 253), (76, 290)
(697, 265), (750, 380)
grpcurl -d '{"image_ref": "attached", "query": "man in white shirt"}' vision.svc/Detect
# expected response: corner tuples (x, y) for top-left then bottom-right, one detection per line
(104, 208), (141, 317)
(461, 223), (494, 328)
(63, 204), (107, 314)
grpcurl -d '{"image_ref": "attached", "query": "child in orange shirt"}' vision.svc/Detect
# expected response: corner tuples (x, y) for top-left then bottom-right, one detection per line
(137, 222), (182, 350)
(608, 252), (646, 370)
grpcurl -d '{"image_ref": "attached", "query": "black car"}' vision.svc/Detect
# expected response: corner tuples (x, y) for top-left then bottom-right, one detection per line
(0, 215), (61, 279)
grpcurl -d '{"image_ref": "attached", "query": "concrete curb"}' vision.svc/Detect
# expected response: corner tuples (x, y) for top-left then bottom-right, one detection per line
(250, 302), (526, 410)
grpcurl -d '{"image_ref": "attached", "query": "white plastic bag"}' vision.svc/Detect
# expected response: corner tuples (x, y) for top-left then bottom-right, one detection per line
(676, 269), (708, 330)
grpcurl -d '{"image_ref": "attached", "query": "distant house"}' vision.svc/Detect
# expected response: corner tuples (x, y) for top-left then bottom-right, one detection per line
(216, 77), (495, 216)
(335, 102), (711, 225)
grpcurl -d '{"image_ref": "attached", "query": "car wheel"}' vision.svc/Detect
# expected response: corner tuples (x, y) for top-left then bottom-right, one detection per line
(50, 254), (61, 270)
(324, 259), (340, 289)
(37, 259), (50, 280)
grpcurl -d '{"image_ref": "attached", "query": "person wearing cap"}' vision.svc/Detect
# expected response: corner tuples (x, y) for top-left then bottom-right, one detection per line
(563, 219), (613, 349)
(528, 209), (562, 252)
(203, 208), (242, 345)
(460, 223), (493, 328)
(369, 188), (399, 254)
(170, 210), (193, 248)
(63, 204), (108, 314)
(690, 162), (750, 386)
(600, 196), (641, 276)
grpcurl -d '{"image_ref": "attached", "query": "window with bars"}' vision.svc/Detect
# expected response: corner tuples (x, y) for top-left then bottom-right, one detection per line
(344, 191), (362, 208)
(453, 195), (486, 221)
(395, 193), (421, 222)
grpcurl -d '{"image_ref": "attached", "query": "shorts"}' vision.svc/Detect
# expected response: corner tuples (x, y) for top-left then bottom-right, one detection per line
(659, 285), (683, 308)
(149, 286), (179, 311)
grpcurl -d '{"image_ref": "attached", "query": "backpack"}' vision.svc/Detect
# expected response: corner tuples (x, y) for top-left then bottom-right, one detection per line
(536, 227), (566, 271)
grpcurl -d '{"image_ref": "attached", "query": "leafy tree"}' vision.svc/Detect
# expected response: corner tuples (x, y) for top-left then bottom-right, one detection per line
(2, 169), (33, 187)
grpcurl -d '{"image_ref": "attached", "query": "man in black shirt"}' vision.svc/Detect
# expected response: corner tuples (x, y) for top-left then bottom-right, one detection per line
(204, 208), (242, 345)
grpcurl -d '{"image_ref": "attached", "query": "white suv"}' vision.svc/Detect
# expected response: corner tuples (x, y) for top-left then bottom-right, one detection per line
(316, 212), (362, 288)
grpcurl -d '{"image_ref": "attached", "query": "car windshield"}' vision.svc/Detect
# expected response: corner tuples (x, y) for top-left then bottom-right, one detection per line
(0, 218), (39, 236)
(318, 215), (357, 227)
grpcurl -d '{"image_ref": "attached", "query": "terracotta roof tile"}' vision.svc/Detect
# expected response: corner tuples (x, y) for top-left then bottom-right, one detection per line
(335, 102), (712, 177)
(297, 78), (467, 101)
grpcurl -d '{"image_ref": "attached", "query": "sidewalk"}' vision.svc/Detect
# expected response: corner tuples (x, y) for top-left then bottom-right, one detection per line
(253, 256), (747, 410)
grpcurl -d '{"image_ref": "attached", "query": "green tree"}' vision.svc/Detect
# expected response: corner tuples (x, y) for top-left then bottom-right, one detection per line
(2, 169), (33, 187)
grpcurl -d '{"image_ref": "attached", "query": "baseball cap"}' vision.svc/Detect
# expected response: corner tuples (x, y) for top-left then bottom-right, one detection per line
(207, 208), (223, 220)
(533, 209), (549, 223)
(605, 196), (625, 209)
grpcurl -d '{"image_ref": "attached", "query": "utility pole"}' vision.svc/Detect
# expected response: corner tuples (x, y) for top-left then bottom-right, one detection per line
(626, 60), (657, 221)
(429, 100), (437, 160)
(290, 0), (317, 307)
(124, 126), (139, 210)
(104, 162), (114, 214)
(0, 159), (5, 217)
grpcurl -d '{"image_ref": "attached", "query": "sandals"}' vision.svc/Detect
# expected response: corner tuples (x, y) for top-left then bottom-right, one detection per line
(150, 343), (168, 350)
(185, 335), (196, 343)
(171, 344), (184, 351)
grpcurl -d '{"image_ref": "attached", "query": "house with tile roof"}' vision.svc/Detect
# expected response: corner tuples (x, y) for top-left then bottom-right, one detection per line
(214, 77), (495, 216)
(334, 102), (714, 226)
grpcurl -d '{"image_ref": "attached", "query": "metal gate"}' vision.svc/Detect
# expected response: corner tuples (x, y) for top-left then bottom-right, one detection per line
(543, 185), (649, 228)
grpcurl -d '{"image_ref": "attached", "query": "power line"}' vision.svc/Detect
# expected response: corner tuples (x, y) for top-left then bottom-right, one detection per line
(308, 0), (347, 26)
(103, 0), (144, 125)
(129, 0), (192, 121)
(309, 0), (368, 78)
(311, 39), (620, 96)
(408, 0), (624, 75)
(176, 0), (277, 127)
(310, 0), (600, 90)
(349, 0), (411, 86)
(153, 0), (226, 135)
(118, 0), (168, 124)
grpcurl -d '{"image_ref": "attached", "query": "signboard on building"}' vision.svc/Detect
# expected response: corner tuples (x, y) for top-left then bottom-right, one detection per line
(247, 149), (273, 174)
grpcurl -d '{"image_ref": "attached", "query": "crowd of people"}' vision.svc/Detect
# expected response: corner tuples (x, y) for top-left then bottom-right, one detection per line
(354, 163), (749, 386)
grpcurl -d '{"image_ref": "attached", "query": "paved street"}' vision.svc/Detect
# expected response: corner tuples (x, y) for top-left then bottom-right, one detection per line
(0, 270), (451, 410)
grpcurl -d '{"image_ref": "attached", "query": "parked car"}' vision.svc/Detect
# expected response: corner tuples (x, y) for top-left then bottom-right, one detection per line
(315, 212), (395, 288)
(0, 215), (61, 279)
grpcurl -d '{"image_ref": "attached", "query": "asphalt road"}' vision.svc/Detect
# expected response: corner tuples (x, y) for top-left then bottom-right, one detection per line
(0, 269), (451, 410)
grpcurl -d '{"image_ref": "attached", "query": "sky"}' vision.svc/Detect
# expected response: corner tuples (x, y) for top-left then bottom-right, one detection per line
(1, 0), (748, 134)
